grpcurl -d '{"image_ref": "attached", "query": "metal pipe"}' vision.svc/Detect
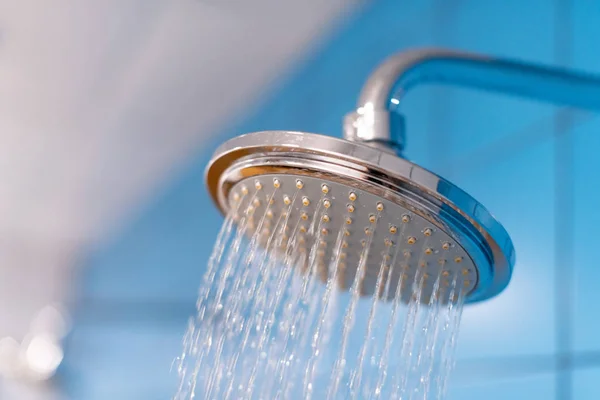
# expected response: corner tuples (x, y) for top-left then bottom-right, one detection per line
(343, 48), (600, 153)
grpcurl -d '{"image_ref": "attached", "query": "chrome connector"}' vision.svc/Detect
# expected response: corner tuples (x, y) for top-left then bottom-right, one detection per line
(343, 108), (405, 155)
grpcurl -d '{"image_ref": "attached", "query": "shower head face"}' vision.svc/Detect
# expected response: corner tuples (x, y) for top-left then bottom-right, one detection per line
(205, 131), (515, 304)
(226, 174), (476, 304)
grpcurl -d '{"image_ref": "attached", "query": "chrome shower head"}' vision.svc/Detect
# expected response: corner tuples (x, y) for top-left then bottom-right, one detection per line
(205, 130), (514, 304)
(204, 46), (600, 305)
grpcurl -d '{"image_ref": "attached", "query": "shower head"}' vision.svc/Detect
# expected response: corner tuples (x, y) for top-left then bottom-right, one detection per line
(205, 130), (513, 304)
(205, 47), (600, 305)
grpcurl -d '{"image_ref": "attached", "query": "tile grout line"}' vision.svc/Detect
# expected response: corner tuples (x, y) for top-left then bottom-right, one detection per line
(553, 0), (575, 399)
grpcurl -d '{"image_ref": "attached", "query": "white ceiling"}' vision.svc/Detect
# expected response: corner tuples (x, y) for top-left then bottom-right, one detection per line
(0, 0), (361, 386)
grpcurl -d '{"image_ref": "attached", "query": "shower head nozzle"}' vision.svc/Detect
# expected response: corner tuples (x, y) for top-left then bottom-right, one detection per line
(205, 130), (515, 304)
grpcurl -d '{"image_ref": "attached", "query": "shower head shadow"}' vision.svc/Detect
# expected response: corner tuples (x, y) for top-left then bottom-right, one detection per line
(205, 47), (600, 305)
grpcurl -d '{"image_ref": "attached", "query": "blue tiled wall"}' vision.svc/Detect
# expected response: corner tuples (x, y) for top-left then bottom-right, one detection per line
(450, 373), (557, 400)
(65, 0), (600, 398)
(572, 117), (600, 353)
(575, 368), (600, 400)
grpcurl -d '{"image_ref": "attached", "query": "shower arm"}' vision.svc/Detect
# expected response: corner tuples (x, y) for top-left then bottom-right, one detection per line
(343, 48), (600, 154)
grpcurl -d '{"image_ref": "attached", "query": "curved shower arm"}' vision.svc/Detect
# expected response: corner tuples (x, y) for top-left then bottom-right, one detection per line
(343, 48), (600, 154)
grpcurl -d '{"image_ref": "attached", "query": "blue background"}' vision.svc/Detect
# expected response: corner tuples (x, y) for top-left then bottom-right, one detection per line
(63, 0), (600, 398)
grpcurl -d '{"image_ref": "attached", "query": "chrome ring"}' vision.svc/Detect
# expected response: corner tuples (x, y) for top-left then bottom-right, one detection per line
(205, 130), (515, 303)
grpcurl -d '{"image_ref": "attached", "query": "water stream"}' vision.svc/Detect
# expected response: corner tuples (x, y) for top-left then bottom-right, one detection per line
(173, 189), (465, 400)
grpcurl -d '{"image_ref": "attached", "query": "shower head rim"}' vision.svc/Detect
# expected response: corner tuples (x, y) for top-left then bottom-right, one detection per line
(205, 130), (515, 303)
